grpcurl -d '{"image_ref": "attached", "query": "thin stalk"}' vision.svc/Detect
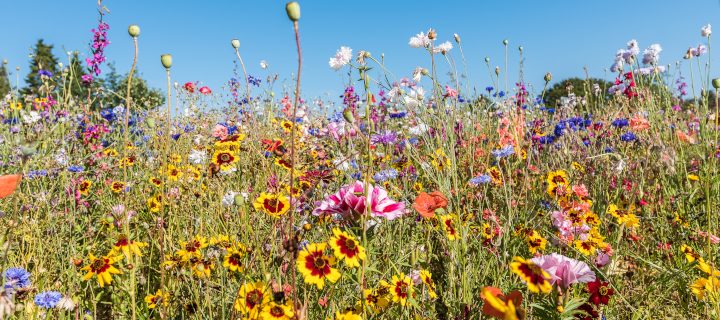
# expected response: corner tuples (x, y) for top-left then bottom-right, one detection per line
(233, 47), (252, 115)
(288, 19), (302, 311)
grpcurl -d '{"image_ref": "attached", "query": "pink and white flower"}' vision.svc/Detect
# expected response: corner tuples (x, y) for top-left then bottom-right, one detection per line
(531, 253), (596, 289)
(312, 181), (405, 220)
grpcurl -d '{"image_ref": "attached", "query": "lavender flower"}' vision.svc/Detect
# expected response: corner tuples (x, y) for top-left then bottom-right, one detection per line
(370, 131), (398, 145)
(491, 145), (515, 159)
(34, 291), (62, 309)
(373, 169), (398, 182)
(469, 174), (491, 186)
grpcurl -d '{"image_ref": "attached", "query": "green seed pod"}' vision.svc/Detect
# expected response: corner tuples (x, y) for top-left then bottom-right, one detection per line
(544, 72), (552, 82)
(285, 2), (301, 21)
(713, 78), (720, 89)
(342, 108), (354, 124)
(231, 39), (240, 49)
(495, 66), (500, 76)
(145, 117), (156, 128)
(503, 39), (509, 46)
(484, 57), (490, 63)
(160, 54), (172, 69)
(234, 194), (245, 206)
(128, 25), (140, 38)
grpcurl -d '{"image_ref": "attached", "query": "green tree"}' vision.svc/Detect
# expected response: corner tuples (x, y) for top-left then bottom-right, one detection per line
(0, 62), (10, 98)
(543, 77), (613, 108)
(22, 39), (60, 96)
(104, 64), (164, 110)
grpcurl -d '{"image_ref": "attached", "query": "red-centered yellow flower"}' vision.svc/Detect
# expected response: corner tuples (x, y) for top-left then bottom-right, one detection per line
(147, 194), (163, 213)
(234, 281), (270, 316)
(145, 289), (169, 309)
(280, 120), (294, 133)
(618, 213), (640, 228)
(212, 150), (238, 170)
(81, 253), (123, 287)
(546, 170), (569, 185)
(680, 244), (700, 263)
(420, 269), (438, 299)
(223, 246), (246, 273)
(110, 181), (126, 193)
(166, 164), (183, 182)
(297, 243), (341, 289)
(253, 192), (290, 217)
(526, 230), (547, 255)
(103, 148), (119, 157)
(439, 214), (459, 241)
(481, 287), (525, 320)
(386, 273), (414, 306)
(274, 157), (293, 171)
(209, 234), (237, 249)
(260, 300), (295, 319)
(509, 257), (552, 294)
(191, 258), (214, 278)
(335, 310), (362, 320)
(112, 235), (148, 260)
(690, 276), (720, 301)
(149, 176), (163, 188)
(574, 238), (597, 256)
(78, 180), (92, 196)
(169, 153), (182, 163)
(328, 228), (366, 268)
(362, 288), (390, 313)
(487, 166), (503, 185)
(185, 165), (201, 181)
(176, 235), (208, 261)
(120, 156), (136, 168)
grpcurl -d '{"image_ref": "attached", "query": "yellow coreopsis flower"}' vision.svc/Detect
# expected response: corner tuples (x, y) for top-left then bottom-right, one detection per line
(81, 253), (123, 287)
(509, 256), (552, 294)
(234, 281), (270, 316)
(145, 289), (169, 309)
(385, 273), (414, 306)
(328, 228), (366, 268)
(112, 235), (148, 260)
(296, 243), (341, 289)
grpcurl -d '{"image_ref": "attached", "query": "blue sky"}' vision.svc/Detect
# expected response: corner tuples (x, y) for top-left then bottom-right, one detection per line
(2, 1), (719, 102)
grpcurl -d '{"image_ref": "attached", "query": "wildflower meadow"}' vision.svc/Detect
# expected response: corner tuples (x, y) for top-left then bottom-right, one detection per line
(1, 1), (720, 319)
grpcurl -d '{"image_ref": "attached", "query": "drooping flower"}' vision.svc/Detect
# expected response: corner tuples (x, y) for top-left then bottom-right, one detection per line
(312, 181), (405, 220)
(419, 270), (437, 299)
(509, 257), (552, 293)
(480, 287), (525, 320)
(81, 253), (123, 287)
(329, 46), (352, 70)
(296, 243), (341, 289)
(328, 228), (366, 268)
(530, 253), (596, 289)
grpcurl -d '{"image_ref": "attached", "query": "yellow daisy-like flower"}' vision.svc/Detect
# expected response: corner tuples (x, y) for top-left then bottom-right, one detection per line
(525, 230), (547, 255)
(166, 164), (183, 182)
(103, 148), (119, 157)
(280, 120), (294, 133)
(253, 192), (290, 217)
(147, 194), (163, 213)
(386, 273), (414, 306)
(297, 243), (341, 289)
(145, 289), (169, 309)
(690, 276), (720, 302)
(509, 256), (552, 294)
(574, 238), (597, 256)
(212, 150), (238, 170)
(148, 176), (163, 188)
(420, 269), (438, 299)
(260, 300), (295, 319)
(110, 181), (126, 193)
(680, 244), (699, 263)
(412, 182), (424, 193)
(176, 235), (208, 261)
(618, 213), (639, 228)
(191, 258), (214, 278)
(328, 228), (366, 268)
(223, 246), (246, 273)
(209, 234), (237, 249)
(112, 235), (148, 260)
(81, 253), (123, 288)
(78, 180), (92, 196)
(439, 214), (459, 241)
(362, 288), (390, 313)
(335, 310), (362, 320)
(234, 281), (270, 316)
(169, 153), (182, 163)
(487, 166), (503, 185)
(9, 102), (22, 110)
(431, 148), (451, 170)
(698, 260), (720, 277)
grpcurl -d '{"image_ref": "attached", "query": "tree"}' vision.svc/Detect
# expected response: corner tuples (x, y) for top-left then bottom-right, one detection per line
(543, 77), (613, 108)
(0, 62), (10, 98)
(22, 39), (60, 96)
(104, 64), (164, 110)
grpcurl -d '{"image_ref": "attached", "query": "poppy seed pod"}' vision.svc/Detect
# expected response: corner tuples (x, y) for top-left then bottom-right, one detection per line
(231, 39), (240, 49)
(484, 57), (490, 63)
(453, 33), (461, 44)
(503, 39), (509, 46)
(544, 72), (552, 82)
(160, 54), (172, 69)
(285, 2), (301, 21)
(2, 59), (7, 65)
(342, 108), (354, 124)
(128, 25), (140, 38)
(713, 78), (720, 89)
(518, 46), (523, 52)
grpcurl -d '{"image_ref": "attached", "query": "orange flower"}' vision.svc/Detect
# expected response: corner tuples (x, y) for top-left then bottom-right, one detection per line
(629, 114), (650, 132)
(481, 287), (525, 320)
(0, 174), (21, 199)
(412, 191), (448, 218)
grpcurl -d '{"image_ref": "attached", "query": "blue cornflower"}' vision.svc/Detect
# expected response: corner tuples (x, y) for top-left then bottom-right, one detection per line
(38, 70), (53, 77)
(469, 174), (492, 186)
(351, 172), (363, 180)
(171, 133), (182, 141)
(26, 170), (48, 179)
(538, 135), (555, 144)
(491, 145), (515, 159)
(611, 118), (629, 128)
(373, 169), (398, 182)
(248, 75), (262, 86)
(485, 86), (494, 93)
(34, 291), (62, 309)
(100, 108), (116, 122)
(67, 165), (84, 173)
(4, 267), (31, 289)
(370, 131), (398, 145)
(620, 132), (637, 142)
(389, 111), (407, 119)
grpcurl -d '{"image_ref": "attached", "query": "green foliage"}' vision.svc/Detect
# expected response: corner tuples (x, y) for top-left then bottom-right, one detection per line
(543, 77), (613, 108)
(0, 63), (10, 98)
(22, 39), (59, 96)
(104, 63), (165, 110)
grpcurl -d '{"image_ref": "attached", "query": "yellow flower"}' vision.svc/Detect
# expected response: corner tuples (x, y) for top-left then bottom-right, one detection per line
(335, 310), (362, 320)
(679, 244), (699, 263)
(487, 166), (503, 185)
(571, 161), (585, 172)
(691, 276), (720, 302)
(78, 180), (92, 196)
(176, 235), (208, 261)
(296, 243), (341, 289)
(439, 214), (459, 241)
(212, 150), (238, 170)
(81, 253), (123, 287)
(103, 148), (119, 157)
(687, 174), (700, 181)
(253, 192), (291, 217)
(618, 214), (639, 228)
(166, 164), (183, 182)
(525, 230), (547, 254)
(574, 238), (597, 256)
(328, 228), (366, 268)
(223, 246), (246, 273)
(110, 181), (126, 193)
(191, 259), (214, 278)
(420, 270), (438, 299)
(234, 281), (270, 316)
(260, 300), (295, 319)
(362, 288), (390, 313)
(112, 235), (148, 260)
(698, 260), (720, 277)
(145, 289), (169, 309)
(386, 273), (414, 306)
(431, 149), (451, 170)
(509, 257), (552, 294)
(169, 153), (182, 163)
(147, 194), (163, 213)
(413, 182), (424, 193)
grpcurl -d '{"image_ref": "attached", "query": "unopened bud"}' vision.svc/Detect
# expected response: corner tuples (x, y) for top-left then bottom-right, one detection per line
(231, 39), (240, 49)
(421, 68), (430, 76)
(503, 39), (509, 46)
(495, 66), (500, 76)
(128, 25), (140, 38)
(544, 72), (552, 82)
(160, 54), (172, 69)
(428, 28), (437, 40)
(484, 57), (490, 63)
(453, 33), (461, 44)
(342, 108), (354, 124)
(285, 2), (301, 21)
(518, 46), (523, 52)
(712, 78), (720, 89)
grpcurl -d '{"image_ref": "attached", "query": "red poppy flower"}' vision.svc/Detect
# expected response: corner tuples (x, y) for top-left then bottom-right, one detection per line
(412, 191), (448, 218)
(199, 86), (212, 95)
(183, 82), (196, 93)
(0, 174), (22, 199)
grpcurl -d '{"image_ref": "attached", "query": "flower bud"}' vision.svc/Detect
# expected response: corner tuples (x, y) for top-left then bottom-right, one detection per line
(518, 46), (523, 52)
(453, 33), (461, 44)
(231, 39), (240, 49)
(484, 57), (490, 63)
(2, 59), (7, 65)
(503, 39), (509, 46)
(713, 78), (720, 89)
(544, 72), (552, 82)
(421, 68), (430, 76)
(285, 2), (301, 21)
(128, 25), (140, 38)
(495, 66), (500, 76)
(160, 54), (172, 69)
(428, 28), (437, 40)
(234, 194), (245, 206)
(342, 108), (355, 124)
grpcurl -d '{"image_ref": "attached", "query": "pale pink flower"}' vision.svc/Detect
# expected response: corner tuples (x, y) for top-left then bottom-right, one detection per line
(630, 114), (650, 132)
(531, 253), (596, 289)
(445, 86), (458, 98)
(698, 231), (720, 244)
(572, 184), (589, 198)
(212, 124), (229, 140)
(312, 181), (405, 220)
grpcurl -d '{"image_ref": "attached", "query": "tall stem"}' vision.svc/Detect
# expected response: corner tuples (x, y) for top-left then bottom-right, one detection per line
(123, 36), (139, 320)
(289, 19), (302, 311)
(233, 48), (252, 116)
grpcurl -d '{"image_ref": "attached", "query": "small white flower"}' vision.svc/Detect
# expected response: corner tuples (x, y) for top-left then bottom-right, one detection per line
(329, 46), (352, 70)
(260, 60), (268, 69)
(412, 67), (424, 82)
(57, 297), (76, 311)
(702, 24), (712, 37)
(218, 167), (237, 176)
(188, 149), (207, 164)
(222, 191), (239, 206)
(22, 111), (41, 124)
(54, 148), (68, 165)
(433, 41), (453, 54)
(409, 32), (431, 48)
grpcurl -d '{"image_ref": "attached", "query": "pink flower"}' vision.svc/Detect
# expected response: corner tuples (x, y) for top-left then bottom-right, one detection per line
(184, 82), (196, 93)
(199, 86), (212, 95)
(312, 181), (405, 220)
(698, 231), (720, 245)
(572, 184), (589, 198)
(445, 86), (458, 98)
(212, 124), (228, 140)
(629, 114), (650, 132)
(531, 253), (596, 289)
(594, 252), (611, 268)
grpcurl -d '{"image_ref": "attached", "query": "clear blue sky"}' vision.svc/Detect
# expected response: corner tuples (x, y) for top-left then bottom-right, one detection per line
(2, 1), (719, 101)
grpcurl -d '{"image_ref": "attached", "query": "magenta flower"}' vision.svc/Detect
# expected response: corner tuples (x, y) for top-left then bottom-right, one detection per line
(531, 253), (596, 289)
(312, 181), (405, 220)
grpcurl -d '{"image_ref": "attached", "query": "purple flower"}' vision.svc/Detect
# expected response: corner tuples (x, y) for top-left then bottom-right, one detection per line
(370, 130), (398, 145)
(531, 253), (596, 289)
(38, 70), (53, 77)
(491, 145), (515, 159)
